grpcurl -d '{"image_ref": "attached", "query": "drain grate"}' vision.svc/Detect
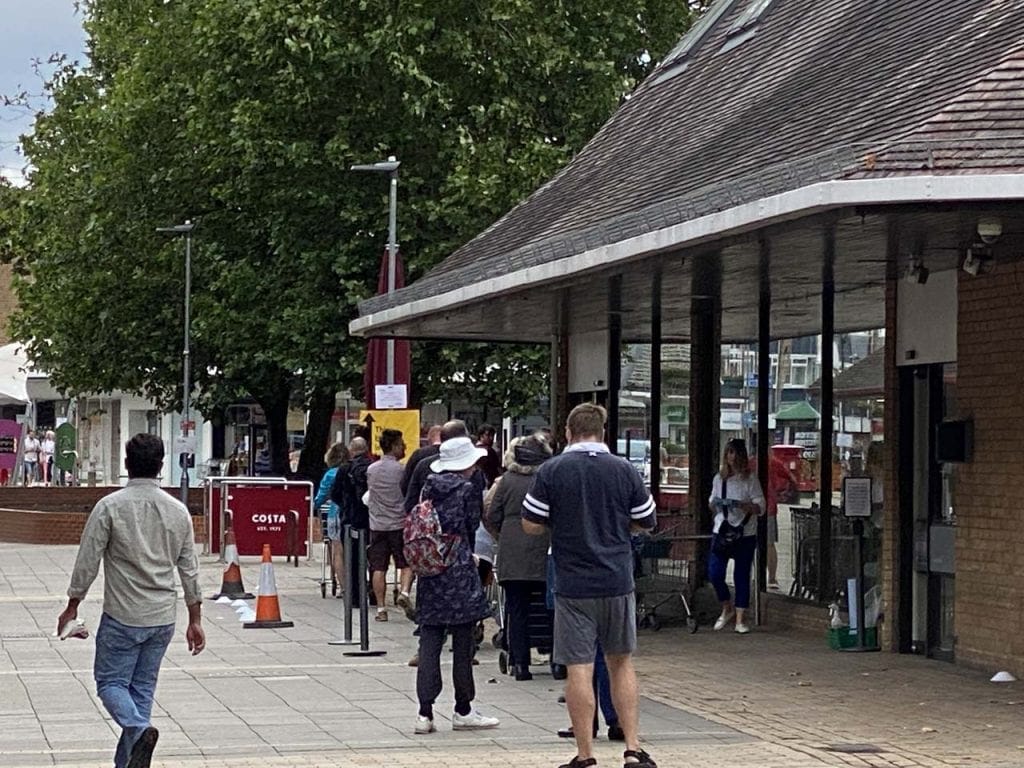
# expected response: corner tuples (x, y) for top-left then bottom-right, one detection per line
(824, 743), (884, 754)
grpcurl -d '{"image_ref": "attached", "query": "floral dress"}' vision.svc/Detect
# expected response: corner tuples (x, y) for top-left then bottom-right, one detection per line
(415, 472), (492, 627)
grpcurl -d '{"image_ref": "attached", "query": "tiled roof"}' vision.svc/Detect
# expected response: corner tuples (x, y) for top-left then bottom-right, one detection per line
(844, 51), (1024, 177)
(808, 347), (885, 398)
(361, 0), (1024, 317)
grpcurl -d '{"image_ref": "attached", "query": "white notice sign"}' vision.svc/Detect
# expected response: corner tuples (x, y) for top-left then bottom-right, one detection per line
(843, 477), (872, 518)
(174, 434), (197, 456)
(375, 384), (408, 409)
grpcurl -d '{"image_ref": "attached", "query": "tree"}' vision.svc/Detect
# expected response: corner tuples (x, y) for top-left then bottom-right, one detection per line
(6, 0), (697, 475)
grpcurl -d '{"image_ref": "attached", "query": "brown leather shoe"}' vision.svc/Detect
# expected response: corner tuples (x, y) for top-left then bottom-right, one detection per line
(408, 653), (419, 667)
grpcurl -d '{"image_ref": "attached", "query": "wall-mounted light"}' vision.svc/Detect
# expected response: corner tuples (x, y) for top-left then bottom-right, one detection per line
(903, 254), (929, 284)
(962, 245), (993, 276)
(977, 216), (1002, 244)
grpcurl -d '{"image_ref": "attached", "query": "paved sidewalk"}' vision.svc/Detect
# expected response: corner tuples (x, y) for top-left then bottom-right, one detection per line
(0, 542), (1021, 768)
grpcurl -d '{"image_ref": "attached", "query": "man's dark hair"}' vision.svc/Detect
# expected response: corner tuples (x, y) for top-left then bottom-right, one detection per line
(379, 428), (403, 454)
(477, 423), (495, 438)
(125, 433), (165, 478)
(440, 419), (468, 441)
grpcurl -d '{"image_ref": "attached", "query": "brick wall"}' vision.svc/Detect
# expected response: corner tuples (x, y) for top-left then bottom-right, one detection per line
(0, 486), (207, 545)
(954, 262), (1024, 675)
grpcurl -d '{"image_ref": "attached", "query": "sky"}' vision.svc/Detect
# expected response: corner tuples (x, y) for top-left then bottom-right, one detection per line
(0, 0), (87, 185)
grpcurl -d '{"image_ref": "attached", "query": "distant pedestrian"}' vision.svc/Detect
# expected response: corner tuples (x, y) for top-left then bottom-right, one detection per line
(708, 438), (765, 634)
(22, 428), (40, 486)
(401, 424), (442, 496)
(366, 428), (412, 620)
(58, 433), (204, 768)
(313, 442), (350, 597)
(40, 429), (56, 486)
(475, 424), (503, 486)
(403, 420), (474, 513)
(484, 432), (553, 681)
(413, 436), (500, 735)
(522, 403), (657, 768)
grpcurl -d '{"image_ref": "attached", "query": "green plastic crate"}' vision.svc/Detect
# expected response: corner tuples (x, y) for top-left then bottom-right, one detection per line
(827, 625), (878, 650)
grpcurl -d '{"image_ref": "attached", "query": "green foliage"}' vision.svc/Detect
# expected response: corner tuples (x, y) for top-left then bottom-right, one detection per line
(5, 0), (696, 459)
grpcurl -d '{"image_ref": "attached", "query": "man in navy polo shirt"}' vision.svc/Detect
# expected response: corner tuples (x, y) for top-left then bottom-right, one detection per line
(522, 403), (657, 768)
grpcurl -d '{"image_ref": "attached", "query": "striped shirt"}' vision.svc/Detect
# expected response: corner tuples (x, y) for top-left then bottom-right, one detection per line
(523, 442), (655, 598)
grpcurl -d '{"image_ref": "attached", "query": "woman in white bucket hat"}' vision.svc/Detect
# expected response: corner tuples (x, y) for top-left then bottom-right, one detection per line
(413, 437), (500, 735)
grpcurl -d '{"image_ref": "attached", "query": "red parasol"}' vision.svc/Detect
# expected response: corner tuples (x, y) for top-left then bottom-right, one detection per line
(363, 250), (411, 409)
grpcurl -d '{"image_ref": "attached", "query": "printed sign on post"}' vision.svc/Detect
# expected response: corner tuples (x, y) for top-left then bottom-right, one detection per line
(359, 409), (420, 463)
(843, 477), (872, 518)
(374, 384), (408, 409)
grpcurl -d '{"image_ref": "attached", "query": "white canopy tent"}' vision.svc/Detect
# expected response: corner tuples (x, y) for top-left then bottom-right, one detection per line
(0, 342), (30, 406)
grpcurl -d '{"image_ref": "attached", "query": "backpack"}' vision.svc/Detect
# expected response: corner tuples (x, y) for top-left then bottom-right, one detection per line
(331, 458), (369, 529)
(403, 494), (461, 577)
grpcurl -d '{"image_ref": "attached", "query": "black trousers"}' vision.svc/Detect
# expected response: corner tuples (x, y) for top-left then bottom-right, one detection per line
(417, 622), (475, 719)
(502, 579), (547, 668)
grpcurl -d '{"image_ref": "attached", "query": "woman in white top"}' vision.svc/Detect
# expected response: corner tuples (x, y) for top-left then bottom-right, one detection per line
(40, 430), (56, 486)
(707, 438), (765, 634)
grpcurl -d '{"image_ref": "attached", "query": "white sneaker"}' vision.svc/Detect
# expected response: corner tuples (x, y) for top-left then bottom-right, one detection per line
(414, 715), (436, 734)
(713, 610), (735, 631)
(735, 622), (751, 634)
(452, 709), (500, 730)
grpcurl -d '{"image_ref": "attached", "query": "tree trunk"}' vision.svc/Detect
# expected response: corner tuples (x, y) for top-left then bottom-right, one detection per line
(259, 386), (292, 477)
(297, 386), (335, 486)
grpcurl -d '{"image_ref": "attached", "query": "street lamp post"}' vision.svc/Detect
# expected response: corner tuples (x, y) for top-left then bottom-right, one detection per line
(156, 219), (196, 505)
(351, 156), (400, 385)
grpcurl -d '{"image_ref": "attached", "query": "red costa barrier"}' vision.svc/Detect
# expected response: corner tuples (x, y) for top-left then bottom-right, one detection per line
(204, 478), (312, 560)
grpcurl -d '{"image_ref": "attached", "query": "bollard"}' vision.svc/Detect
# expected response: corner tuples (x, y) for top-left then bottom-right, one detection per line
(328, 525), (359, 647)
(342, 527), (386, 657)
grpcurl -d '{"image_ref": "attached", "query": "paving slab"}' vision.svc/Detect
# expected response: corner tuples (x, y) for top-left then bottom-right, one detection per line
(2, 542), (1022, 768)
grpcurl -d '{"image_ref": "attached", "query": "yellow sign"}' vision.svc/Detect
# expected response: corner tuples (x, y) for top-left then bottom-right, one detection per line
(359, 410), (421, 464)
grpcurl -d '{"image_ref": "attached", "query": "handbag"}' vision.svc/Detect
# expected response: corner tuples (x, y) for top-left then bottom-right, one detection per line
(712, 476), (751, 558)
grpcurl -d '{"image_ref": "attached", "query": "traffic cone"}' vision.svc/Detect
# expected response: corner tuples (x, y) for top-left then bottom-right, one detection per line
(210, 529), (255, 600)
(244, 544), (294, 629)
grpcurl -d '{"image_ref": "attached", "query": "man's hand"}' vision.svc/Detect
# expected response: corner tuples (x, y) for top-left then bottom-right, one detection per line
(186, 622), (206, 655)
(56, 599), (80, 636)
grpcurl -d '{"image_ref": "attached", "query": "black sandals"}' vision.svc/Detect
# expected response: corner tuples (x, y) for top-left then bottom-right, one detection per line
(558, 757), (597, 768)
(622, 749), (657, 768)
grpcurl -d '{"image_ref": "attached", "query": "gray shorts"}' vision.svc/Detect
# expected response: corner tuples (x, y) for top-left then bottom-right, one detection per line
(326, 517), (342, 541)
(553, 593), (637, 666)
(767, 516), (778, 543)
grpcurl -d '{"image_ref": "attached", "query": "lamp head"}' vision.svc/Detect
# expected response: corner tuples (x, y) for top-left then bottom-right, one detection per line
(977, 216), (1002, 244)
(350, 158), (400, 174)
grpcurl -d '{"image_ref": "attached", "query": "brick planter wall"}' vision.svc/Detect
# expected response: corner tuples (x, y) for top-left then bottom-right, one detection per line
(0, 487), (206, 545)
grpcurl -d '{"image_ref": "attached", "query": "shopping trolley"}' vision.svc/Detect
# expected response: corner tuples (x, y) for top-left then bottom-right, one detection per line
(316, 503), (337, 598)
(634, 522), (708, 633)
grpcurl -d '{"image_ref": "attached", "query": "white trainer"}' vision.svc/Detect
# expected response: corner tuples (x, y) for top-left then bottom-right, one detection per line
(735, 622), (751, 634)
(414, 715), (436, 734)
(713, 609), (735, 631)
(452, 709), (500, 730)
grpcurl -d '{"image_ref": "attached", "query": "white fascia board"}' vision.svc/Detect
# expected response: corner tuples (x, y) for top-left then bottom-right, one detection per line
(350, 174), (1024, 337)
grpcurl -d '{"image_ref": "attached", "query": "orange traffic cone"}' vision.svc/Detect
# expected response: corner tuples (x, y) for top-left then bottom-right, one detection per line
(243, 544), (294, 629)
(211, 529), (255, 600)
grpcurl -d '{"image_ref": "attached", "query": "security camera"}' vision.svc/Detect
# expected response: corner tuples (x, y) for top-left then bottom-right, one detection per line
(977, 216), (1002, 244)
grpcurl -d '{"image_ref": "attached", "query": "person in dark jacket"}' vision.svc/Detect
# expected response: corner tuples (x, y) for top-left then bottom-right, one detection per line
(413, 437), (500, 735)
(484, 433), (553, 680)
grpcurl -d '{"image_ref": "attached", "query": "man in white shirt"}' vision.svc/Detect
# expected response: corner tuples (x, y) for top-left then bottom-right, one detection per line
(58, 434), (205, 768)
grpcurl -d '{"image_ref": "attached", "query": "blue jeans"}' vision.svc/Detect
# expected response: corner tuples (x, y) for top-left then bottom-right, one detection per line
(94, 614), (175, 768)
(708, 535), (758, 610)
